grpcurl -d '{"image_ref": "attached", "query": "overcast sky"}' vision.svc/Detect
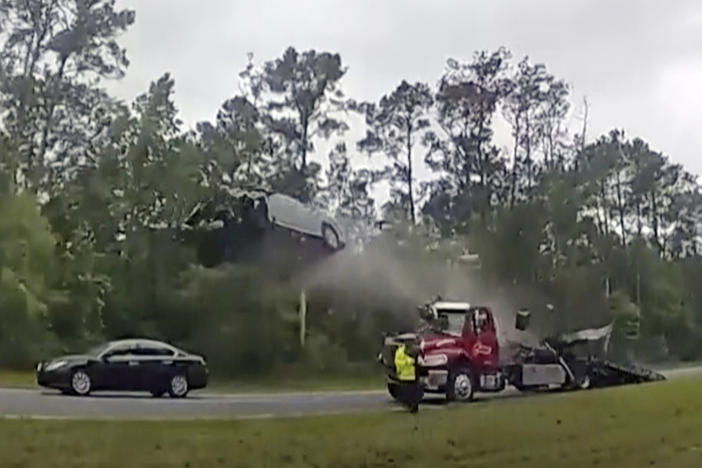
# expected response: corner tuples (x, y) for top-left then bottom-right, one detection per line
(109, 0), (702, 180)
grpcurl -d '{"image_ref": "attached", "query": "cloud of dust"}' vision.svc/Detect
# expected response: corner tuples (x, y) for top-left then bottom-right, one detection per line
(295, 238), (545, 355)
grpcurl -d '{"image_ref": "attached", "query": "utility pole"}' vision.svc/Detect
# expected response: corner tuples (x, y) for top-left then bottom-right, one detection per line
(581, 97), (589, 153)
(605, 276), (611, 298)
(299, 289), (307, 348)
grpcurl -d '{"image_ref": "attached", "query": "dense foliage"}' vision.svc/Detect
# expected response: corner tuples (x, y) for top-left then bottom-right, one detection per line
(0, 2), (700, 375)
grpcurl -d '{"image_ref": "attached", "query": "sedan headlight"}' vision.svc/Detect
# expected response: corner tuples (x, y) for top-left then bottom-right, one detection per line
(44, 360), (67, 372)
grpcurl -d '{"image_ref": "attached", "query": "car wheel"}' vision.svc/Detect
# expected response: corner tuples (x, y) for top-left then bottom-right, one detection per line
(446, 368), (474, 402)
(321, 224), (340, 250)
(70, 369), (92, 396)
(168, 374), (189, 398)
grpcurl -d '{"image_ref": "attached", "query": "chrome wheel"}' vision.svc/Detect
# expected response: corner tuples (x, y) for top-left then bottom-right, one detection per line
(71, 370), (91, 395)
(170, 375), (188, 398)
(454, 373), (473, 401)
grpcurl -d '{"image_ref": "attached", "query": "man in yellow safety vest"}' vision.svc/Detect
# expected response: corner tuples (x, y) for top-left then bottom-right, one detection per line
(394, 341), (420, 413)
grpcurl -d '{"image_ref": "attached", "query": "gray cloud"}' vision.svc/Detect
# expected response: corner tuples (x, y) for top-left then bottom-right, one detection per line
(109, 0), (702, 176)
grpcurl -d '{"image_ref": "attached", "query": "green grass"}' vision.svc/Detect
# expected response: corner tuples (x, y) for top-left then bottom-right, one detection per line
(0, 370), (36, 389)
(2, 379), (702, 467)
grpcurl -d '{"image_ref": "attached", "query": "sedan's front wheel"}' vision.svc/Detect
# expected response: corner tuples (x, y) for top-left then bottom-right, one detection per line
(71, 369), (91, 396)
(168, 374), (189, 398)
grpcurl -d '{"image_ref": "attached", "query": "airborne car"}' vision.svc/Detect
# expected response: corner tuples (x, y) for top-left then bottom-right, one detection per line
(187, 188), (346, 249)
(184, 188), (346, 266)
(36, 339), (208, 398)
(248, 190), (345, 250)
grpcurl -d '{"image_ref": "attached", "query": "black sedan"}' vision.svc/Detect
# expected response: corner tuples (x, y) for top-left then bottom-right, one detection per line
(36, 339), (208, 398)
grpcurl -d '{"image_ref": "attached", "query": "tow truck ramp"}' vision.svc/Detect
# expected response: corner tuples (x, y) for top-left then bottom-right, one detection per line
(588, 360), (666, 388)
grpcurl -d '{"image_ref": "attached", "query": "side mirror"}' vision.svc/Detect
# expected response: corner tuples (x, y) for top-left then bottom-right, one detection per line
(515, 309), (531, 331)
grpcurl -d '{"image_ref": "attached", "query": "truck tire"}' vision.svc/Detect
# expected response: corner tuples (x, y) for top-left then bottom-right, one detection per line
(575, 374), (591, 390)
(446, 368), (474, 402)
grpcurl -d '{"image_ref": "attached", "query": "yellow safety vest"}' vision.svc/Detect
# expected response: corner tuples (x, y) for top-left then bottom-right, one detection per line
(394, 344), (416, 381)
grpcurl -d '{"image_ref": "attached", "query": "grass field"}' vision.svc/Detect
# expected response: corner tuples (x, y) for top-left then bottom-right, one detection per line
(1, 379), (701, 467)
(0, 370), (36, 389)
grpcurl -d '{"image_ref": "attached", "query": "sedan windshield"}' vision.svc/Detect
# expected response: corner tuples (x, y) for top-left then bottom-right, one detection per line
(87, 343), (111, 357)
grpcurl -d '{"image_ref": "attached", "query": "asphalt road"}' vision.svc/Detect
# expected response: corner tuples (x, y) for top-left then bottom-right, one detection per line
(0, 366), (699, 420)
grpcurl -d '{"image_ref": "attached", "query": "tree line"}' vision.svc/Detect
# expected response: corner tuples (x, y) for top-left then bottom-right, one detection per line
(0, 1), (700, 376)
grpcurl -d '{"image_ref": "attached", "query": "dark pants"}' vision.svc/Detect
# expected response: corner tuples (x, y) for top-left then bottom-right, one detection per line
(398, 380), (421, 413)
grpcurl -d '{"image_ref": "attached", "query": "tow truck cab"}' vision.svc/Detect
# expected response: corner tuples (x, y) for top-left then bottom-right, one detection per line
(418, 301), (504, 394)
(381, 301), (506, 401)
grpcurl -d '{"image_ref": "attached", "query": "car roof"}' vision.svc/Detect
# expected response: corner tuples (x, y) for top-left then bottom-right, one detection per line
(106, 339), (178, 350)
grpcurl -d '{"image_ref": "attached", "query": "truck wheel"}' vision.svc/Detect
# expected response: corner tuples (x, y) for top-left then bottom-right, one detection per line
(576, 374), (591, 390)
(446, 368), (474, 402)
(513, 383), (528, 392)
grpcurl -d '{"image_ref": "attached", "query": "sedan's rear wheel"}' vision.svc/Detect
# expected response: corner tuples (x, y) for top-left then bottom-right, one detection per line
(71, 370), (91, 396)
(168, 374), (189, 398)
(321, 224), (340, 250)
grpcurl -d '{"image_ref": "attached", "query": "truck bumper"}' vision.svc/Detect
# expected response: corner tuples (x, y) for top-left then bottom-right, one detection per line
(421, 369), (448, 391)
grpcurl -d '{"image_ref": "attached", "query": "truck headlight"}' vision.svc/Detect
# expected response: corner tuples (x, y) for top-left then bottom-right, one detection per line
(45, 360), (67, 372)
(420, 354), (448, 367)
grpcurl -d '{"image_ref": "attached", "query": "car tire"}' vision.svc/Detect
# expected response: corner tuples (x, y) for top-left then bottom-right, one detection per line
(446, 368), (474, 402)
(321, 224), (340, 250)
(168, 373), (189, 398)
(70, 369), (92, 396)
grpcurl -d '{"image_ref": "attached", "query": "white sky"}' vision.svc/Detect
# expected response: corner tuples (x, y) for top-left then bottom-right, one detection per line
(108, 0), (702, 191)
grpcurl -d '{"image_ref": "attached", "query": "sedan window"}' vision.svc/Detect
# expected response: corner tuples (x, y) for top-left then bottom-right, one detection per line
(102, 344), (136, 358)
(134, 345), (175, 357)
(87, 343), (111, 357)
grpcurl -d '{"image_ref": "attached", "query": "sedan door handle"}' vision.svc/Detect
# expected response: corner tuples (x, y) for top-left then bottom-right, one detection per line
(128, 361), (138, 366)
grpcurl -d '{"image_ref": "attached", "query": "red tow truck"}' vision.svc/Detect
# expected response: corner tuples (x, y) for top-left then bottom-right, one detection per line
(379, 299), (664, 402)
